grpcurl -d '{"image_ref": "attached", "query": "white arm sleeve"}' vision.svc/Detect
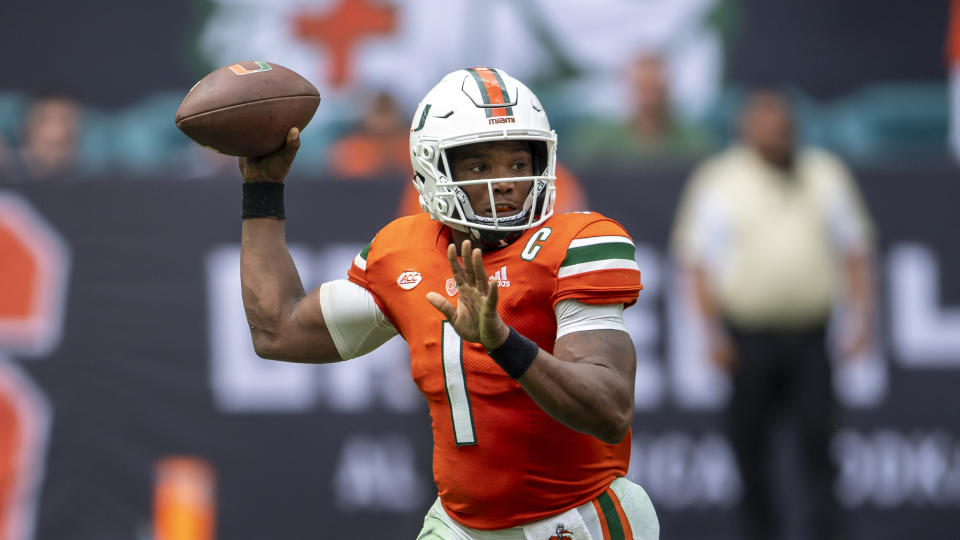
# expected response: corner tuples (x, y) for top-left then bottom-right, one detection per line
(554, 299), (628, 339)
(318, 279), (399, 360)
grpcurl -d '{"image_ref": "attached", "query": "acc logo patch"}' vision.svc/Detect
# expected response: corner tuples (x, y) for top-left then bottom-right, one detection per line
(445, 277), (458, 297)
(397, 270), (422, 291)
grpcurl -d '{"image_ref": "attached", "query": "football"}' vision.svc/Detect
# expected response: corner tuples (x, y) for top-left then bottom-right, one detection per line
(175, 61), (321, 156)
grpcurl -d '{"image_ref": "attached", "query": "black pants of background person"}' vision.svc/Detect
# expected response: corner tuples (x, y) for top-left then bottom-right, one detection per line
(725, 323), (842, 540)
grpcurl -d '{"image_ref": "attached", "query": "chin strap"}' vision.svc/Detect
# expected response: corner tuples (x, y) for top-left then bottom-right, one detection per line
(465, 209), (529, 250)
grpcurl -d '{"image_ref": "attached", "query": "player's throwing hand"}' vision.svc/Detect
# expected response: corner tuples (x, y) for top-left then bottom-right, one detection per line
(238, 127), (301, 183)
(426, 240), (510, 349)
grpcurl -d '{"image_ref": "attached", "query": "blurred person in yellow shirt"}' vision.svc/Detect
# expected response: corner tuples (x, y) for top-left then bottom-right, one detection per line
(671, 88), (875, 540)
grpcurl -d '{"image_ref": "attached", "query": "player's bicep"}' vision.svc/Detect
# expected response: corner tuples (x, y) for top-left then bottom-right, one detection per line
(554, 327), (635, 367)
(254, 282), (341, 363)
(553, 328), (636, 386)
(553, 300), (635, 376)
(255, 278), (395, 363)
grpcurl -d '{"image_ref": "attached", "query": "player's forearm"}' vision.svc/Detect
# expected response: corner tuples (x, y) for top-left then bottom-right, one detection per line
(518, 331), (636, 444)
(241, 218), (307, 353)
(519, 354), (634, 444)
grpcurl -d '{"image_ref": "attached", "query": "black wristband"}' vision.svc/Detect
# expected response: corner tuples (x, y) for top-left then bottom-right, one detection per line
(486, 327), (538, 379)
(242, 181), (285, 220)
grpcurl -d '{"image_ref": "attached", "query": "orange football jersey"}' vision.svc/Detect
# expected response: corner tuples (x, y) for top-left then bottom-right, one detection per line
(347, 211), (643, 530)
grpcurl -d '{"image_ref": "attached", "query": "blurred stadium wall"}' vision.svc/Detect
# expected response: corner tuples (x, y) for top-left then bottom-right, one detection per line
(0, 1), (956, 539)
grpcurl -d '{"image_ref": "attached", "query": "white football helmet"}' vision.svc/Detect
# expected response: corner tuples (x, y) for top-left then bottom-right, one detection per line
(409, 67), (557, 244)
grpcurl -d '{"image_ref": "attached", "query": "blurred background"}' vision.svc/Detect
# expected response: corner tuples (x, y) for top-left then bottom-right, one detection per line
(0, 0), (957, 539)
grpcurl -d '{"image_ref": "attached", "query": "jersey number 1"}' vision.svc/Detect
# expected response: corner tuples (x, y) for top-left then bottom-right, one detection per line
(441, 322), (477, 446)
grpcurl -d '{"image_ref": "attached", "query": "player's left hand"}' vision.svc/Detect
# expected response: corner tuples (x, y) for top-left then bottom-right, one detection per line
(426, 240), (510, 349)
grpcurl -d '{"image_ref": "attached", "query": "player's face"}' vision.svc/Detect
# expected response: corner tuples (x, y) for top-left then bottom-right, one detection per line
(447, 141), (533, 217)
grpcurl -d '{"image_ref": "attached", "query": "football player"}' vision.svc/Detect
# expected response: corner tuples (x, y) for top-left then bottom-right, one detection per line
(238, 67), (659, 539)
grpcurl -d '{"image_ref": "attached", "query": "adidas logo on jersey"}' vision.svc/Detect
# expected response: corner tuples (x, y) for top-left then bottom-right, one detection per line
(489, 265), (510, 287)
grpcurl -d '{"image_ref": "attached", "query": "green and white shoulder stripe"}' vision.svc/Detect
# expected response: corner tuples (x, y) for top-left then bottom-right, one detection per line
(353, 242), (371, 271)
(558, 235), (638, 278)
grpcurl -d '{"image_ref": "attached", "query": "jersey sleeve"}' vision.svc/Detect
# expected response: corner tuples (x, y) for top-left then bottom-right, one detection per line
(347, 240), (372, 288)
(318, 279), (398, 359)
(553, 218), (643, 307)
(346, 238), (398, 328)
